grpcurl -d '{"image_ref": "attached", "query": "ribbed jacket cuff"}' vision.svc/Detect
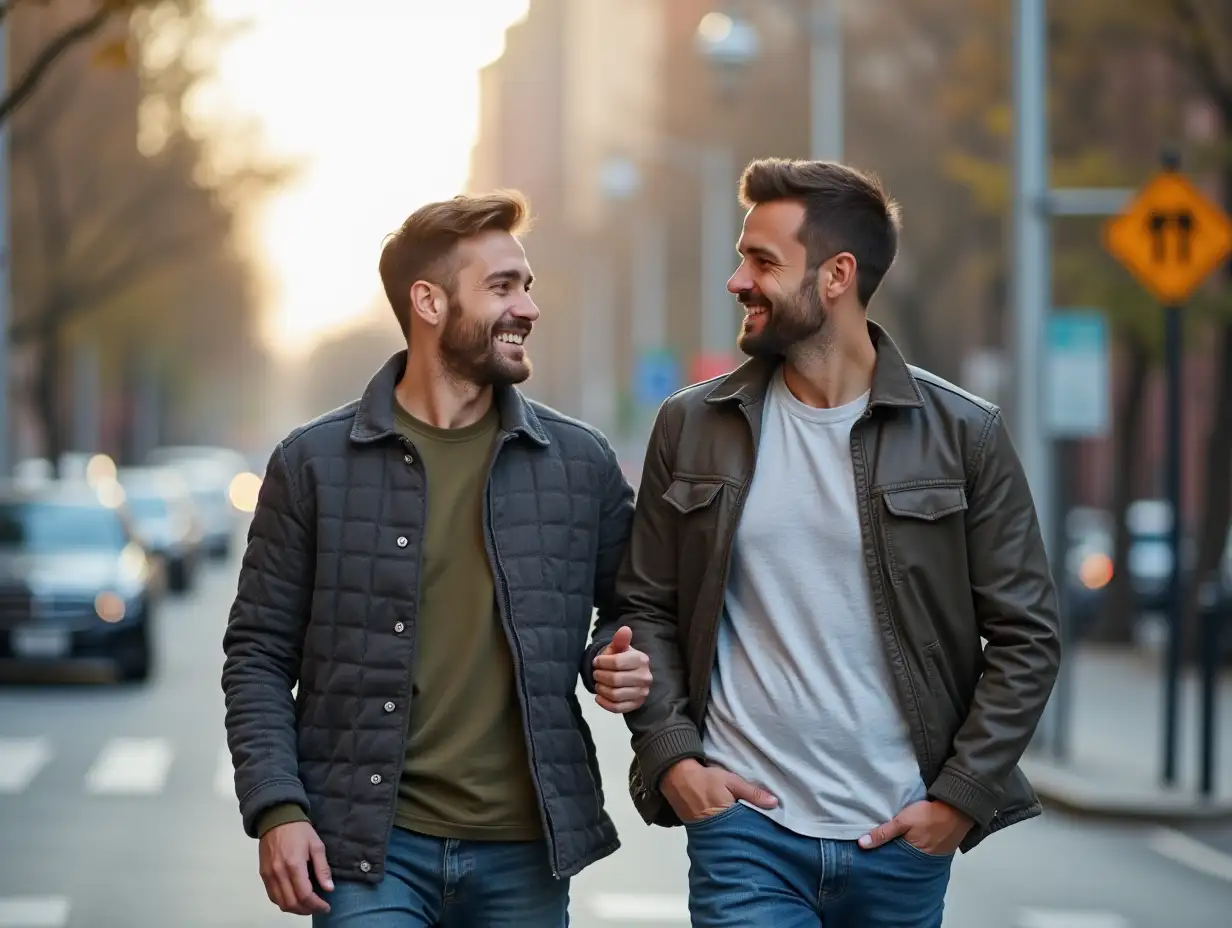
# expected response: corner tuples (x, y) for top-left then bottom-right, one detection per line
(927, 764), (1001, 829)
(635, 723), (706, 792)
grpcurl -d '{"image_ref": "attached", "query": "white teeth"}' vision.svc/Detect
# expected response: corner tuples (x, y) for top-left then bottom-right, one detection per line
(496, 333), (524, 345)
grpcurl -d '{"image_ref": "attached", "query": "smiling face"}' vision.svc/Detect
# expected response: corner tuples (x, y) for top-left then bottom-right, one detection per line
(727, 199), (827, 359)
(436, 229), (539, 387)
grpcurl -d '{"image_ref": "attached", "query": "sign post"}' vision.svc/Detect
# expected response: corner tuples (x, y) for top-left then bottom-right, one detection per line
(1042, 310), (1110, 760)
(1102, 153), (1232, 788)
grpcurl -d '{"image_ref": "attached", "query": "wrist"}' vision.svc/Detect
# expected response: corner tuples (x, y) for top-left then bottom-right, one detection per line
(661, 757), (703, 790)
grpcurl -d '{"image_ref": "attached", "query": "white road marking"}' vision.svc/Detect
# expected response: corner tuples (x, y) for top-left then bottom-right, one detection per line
(1149, 827), (1232, 883)
(0, 896), (70, 928)
(84, 738), (173, 795)
(215, 745), (234, 799)
(1016, 911), (1130, 928)
(588, 894), (689, 922)
(0, 739), (52, 794)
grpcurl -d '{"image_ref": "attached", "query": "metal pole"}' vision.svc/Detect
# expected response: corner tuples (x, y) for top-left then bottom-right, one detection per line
(1198, 580), (1220, 798)
(0, 21), (11, 477)
(73, 341), (101, 452)
(808, 0), (843, 162)
(1011, 0), (1054, 556)
(580, 247), (617, 437)
(700, 145), (737, 357)
(1161, 301), (1184, 786)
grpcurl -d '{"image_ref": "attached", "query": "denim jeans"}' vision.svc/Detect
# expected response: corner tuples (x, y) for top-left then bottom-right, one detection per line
(313, 827), (568, 927)
(685, 803), (953, 927)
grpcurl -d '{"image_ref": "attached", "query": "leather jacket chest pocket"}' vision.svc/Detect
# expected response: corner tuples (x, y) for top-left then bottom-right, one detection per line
(878, 483), (968, 587)
(663, 477), (726, 596)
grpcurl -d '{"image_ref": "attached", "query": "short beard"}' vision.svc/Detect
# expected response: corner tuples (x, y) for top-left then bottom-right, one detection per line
(737, 273), (828, 360)
(438, 292), (532, 387)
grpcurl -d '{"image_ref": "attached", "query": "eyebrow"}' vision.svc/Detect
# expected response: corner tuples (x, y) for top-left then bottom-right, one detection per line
(483, 268), (533, 287)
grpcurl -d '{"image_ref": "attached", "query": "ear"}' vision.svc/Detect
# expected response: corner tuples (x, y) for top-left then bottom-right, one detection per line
(409, 280), (447, 327)
(821, 253), (858, 302)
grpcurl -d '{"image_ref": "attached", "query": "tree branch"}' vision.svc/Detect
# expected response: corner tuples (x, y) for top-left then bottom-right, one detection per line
(0, 4), (114, 127)
(1168, 0), (1232, 113)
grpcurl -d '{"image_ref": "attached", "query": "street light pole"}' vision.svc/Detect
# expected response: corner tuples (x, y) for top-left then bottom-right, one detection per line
(808, 0), (843, 162)
(1011, 0), (1054, 558)
(0, 21), (12, 477)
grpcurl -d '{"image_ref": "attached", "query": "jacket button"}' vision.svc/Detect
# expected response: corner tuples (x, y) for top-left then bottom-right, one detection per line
(359, 860), (371, 873)
(396, 536), (408, 548)
(394, 621), (405, 633)
(384, 701), (396, 712)
(370, 773), (382, 785)
(404, 454), (414, 465)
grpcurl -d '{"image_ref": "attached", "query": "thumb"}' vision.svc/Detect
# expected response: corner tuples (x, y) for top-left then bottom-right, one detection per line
(309, 840), (334, 892)
(859, 815), (907, 850)
(725, 774), (778, 810)
(606, 625), (633, 654)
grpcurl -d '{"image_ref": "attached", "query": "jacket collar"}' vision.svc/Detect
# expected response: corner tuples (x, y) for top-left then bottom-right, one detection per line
(349, 350), (550, 447)
(704, 320), (924, 410)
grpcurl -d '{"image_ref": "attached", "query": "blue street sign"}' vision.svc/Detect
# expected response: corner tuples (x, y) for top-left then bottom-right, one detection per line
(1045, 310), (1110, 438)
(634, 349), (681, 408)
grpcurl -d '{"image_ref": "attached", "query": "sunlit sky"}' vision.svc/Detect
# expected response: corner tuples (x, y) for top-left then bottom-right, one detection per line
(202, 0), (530, 357)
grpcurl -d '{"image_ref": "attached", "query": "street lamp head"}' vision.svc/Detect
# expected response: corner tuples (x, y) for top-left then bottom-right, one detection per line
(695, 11), (759, 72)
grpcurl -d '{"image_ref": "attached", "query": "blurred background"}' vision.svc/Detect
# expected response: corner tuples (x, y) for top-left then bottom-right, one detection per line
(0, 0), (1230, 925)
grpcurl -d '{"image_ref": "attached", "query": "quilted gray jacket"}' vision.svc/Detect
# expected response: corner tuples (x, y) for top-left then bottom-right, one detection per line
(221, 352), (634, 883)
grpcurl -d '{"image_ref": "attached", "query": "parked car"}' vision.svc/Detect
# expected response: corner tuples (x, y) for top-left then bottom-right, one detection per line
(0, 481), (158, 682)
(116, 467), (203, 594)
(145, 445), (258, 559)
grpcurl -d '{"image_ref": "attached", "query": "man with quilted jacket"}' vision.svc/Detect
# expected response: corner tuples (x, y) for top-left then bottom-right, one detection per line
(221, 190), (652, 926)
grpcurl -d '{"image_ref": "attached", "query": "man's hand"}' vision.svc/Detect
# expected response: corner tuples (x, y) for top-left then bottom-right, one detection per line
(592, 625), (652, 713)
(858, 799), (973, 856)
(259, 820), (334, 915)
(660, 758), (778, 824)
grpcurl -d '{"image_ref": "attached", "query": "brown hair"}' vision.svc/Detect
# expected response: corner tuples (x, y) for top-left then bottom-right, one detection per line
(378, 191), (531, 334)
(739, 158), (901, 307)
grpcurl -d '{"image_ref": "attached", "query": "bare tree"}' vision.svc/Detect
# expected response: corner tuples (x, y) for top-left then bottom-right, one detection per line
(10, 0), (289, 468)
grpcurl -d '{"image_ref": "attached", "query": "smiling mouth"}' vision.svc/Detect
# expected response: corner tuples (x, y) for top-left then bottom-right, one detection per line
(495, 332), (526, 346)
(744, 305), (768, 317)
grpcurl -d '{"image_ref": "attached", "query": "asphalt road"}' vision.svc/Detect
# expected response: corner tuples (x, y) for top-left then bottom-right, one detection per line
(1, 536), (1230, 927)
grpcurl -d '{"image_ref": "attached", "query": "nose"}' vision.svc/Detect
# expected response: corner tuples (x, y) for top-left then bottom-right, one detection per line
(516, 292), (541, 323)
(727, 263), (752, 295)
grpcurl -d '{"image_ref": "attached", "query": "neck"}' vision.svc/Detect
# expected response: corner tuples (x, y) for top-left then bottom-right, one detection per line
(782, 314), (876, 409)
(394, 345), (495, 429)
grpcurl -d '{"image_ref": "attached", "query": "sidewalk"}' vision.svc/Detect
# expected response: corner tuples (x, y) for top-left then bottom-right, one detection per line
(1022, 643), (1232, 821)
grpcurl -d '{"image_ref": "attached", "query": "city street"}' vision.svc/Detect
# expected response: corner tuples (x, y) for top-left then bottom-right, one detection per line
(1, 537), (1230, 927)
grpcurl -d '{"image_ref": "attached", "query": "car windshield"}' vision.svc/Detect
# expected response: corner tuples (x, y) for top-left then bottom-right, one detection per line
(0, 501), (128, 553)
(124, 494), (169, 522)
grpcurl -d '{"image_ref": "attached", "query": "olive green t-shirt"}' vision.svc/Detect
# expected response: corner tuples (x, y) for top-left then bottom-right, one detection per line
(391, 399), (542, 841)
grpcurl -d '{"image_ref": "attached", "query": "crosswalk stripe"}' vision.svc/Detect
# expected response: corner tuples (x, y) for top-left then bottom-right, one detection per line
(1149, 827), (1232, 883)
(588, 894), (689, 922)
(1016, 911), (1130, 928)
(0, 897), (70, 928)
(0, 738), (52, 794)
(215, 746), (234, 799)
(85, 738), (173, 795)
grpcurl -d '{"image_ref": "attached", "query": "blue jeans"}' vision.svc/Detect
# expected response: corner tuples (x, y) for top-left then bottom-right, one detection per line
(686, 803), (953, 927)
(313, 827), (569, 927)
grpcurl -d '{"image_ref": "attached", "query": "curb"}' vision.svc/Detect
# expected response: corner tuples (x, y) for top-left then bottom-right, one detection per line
(1022, 757), (1232, 824)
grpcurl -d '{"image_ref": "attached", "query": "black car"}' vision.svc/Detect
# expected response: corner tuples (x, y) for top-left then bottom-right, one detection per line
(0, 482), (158, 682)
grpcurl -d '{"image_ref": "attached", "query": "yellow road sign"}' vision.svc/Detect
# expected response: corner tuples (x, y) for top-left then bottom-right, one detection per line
(1103, 171), (1232, 305)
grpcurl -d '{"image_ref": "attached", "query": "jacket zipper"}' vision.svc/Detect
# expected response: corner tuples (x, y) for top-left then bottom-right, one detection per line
(694, 405), (759, 715)
(483, 434), (560, 879)
(851, 412), (932, 772)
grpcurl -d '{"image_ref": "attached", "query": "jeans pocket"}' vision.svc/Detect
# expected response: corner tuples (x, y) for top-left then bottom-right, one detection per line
(893, 836), (955, 862)
(683, 802), (744, 829)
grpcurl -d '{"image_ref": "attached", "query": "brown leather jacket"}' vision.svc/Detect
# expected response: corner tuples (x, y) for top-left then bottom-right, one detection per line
(614, 323), (1061, 853)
